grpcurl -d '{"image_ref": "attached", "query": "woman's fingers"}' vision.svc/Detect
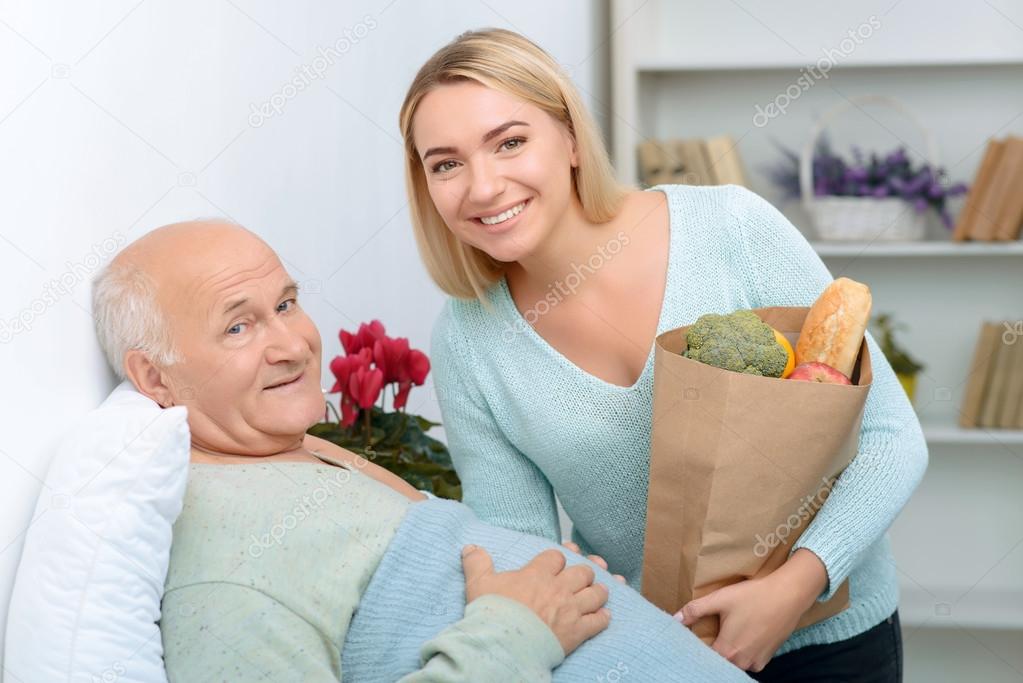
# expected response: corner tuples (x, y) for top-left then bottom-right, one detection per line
(612, 573), (627, 583)
(561, 540), (580, 554)
(586, 554), (608, 570)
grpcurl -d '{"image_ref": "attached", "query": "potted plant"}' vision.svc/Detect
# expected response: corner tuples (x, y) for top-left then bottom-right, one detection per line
(765, 135), (969, 239)
(307, 319), (462, 500)
(871, 313), (925, 403)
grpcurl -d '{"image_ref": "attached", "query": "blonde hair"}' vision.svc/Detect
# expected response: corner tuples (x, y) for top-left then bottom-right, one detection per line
(399, 28), (630, 300)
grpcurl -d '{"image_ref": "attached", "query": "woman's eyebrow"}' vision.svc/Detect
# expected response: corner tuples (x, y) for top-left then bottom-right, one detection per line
(421, 120), (530, 160)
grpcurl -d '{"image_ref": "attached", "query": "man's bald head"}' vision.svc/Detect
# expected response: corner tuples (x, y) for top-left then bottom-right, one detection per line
(94, 219), (268, 379)
(93, 219), (325, 456)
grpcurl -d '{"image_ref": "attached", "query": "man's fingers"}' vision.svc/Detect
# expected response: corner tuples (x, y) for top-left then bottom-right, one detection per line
(526, 548), (568, 575)
(560, 542), (611, 573)
(560, 562), (596, 592)
(575, 582), (609, 614)
(612, 574), (627, 584)
(578, 607), (612, 639)
(460, 545), (494, 585)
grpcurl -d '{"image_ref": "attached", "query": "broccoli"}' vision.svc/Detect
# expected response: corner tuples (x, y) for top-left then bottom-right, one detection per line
(682, 309), (788, 377)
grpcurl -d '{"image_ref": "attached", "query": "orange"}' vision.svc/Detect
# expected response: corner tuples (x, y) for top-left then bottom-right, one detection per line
(773, 328), (796, 378)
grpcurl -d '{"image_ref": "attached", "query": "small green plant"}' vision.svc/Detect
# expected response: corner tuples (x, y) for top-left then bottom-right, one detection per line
(871, 313), (924, 376)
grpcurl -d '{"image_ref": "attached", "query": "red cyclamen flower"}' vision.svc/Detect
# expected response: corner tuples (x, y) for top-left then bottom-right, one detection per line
(339, 320), (386, 356)
(349, 366), (384, 409)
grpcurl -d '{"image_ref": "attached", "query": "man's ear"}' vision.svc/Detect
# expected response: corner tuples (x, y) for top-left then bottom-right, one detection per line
(124, 349), (175, 408)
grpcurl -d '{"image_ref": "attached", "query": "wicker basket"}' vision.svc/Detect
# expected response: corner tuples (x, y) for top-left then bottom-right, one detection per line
(800, 95), (937, 242)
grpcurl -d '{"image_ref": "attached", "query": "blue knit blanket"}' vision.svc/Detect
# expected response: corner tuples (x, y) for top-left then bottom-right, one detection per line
(342, 497), (751, 682)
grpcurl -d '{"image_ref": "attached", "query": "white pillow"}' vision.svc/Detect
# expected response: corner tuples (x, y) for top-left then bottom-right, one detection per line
(4, 381), (189, 683)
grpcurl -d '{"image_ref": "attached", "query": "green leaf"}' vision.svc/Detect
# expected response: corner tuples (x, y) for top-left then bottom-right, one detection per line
(307, 413), (460, 500)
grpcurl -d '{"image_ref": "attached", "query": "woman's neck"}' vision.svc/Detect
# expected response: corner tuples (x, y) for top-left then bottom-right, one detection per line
(507, 192), (623, 290)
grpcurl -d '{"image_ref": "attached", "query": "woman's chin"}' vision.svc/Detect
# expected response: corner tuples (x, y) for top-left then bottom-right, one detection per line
(472, 229), (541, 265)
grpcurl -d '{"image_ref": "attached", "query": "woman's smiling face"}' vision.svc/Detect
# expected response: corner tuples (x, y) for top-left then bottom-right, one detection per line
(412, 81), (579, 263)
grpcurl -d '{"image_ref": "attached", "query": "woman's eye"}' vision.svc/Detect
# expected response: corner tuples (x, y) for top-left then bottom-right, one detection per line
(500, 137), (525, 151)
(227, 322), (246, 335)
(432, 160), (458, 174)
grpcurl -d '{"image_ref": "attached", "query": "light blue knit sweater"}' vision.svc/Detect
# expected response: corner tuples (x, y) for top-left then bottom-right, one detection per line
(430, 183), (929, 656)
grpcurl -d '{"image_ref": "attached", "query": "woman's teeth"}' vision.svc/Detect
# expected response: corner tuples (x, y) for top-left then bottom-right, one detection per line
(479, 201), (526, 225)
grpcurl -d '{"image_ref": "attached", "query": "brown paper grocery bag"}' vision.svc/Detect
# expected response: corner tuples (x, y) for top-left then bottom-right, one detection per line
(641, 306), (871, 644)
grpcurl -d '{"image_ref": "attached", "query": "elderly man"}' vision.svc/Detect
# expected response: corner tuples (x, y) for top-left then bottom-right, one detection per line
(92, 220), (748, 682)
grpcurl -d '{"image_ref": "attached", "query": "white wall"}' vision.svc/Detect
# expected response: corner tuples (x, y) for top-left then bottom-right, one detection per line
(0, 0), (608, 663)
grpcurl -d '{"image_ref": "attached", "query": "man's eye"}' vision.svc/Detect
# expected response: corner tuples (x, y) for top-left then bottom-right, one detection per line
(227, 322), (246, 335)
(278, 298), (297, 313)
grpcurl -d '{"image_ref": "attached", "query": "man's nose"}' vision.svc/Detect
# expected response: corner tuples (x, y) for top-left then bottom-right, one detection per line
(264, 318), (306, 362)
(466, 157), (505, 207)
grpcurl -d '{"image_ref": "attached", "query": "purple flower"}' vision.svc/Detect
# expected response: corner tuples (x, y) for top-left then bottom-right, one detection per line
(761, 134), (971, 230)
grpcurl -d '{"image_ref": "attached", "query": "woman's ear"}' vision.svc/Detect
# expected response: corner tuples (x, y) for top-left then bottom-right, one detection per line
(124, 349), (176, 408)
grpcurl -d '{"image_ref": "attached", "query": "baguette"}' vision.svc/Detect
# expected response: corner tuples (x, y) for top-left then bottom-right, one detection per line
(795, 277), (872, 379)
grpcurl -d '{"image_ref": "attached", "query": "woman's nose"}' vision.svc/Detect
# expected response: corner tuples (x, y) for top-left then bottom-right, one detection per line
(466, 158), (505, 206)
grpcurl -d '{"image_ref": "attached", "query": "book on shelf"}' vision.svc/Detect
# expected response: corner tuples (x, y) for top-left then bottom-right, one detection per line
(953, 136), (1023, 243)
(637, 140), (674, 186)
(704, 135), (749, 187)
(673, 139), (715, 185)
(953, 140), (1003, 241)
(637, 137), (749, 188)
(959, 322), (1000, 428)
(999, 332), (1023, 429)
(964, 320), (1023, 429)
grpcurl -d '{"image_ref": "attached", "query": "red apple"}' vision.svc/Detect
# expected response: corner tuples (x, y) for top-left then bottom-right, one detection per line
(787, 361), (851, 385)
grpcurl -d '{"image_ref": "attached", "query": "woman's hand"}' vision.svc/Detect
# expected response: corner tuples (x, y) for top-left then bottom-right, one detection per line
(674, 549), (829, 672)
(461, 545), (611, 656)
(561, 541), (627, 584)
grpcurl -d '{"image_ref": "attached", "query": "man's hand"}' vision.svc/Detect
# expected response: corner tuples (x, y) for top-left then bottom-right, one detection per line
(560, 541), (627, 584)
(461, 545), (611, 656)
(674, 549), (828, 672)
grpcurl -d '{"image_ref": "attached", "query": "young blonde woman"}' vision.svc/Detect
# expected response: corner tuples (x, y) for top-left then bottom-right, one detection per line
(402, 29), (926, 682)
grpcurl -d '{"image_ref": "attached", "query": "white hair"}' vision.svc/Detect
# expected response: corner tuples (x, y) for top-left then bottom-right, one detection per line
(91, 260), (181, 380)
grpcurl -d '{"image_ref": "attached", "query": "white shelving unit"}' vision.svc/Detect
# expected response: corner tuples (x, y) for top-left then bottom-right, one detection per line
(920, 421), (1023, 447)
(610, 2), (1023, 678)
(810, 241), (1023, 258)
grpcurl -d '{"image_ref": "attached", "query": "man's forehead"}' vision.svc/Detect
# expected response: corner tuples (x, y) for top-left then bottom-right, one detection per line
(200, 257), (291, 307)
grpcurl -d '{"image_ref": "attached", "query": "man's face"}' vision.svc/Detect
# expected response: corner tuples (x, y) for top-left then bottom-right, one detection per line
(145, 226), (325, 455)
